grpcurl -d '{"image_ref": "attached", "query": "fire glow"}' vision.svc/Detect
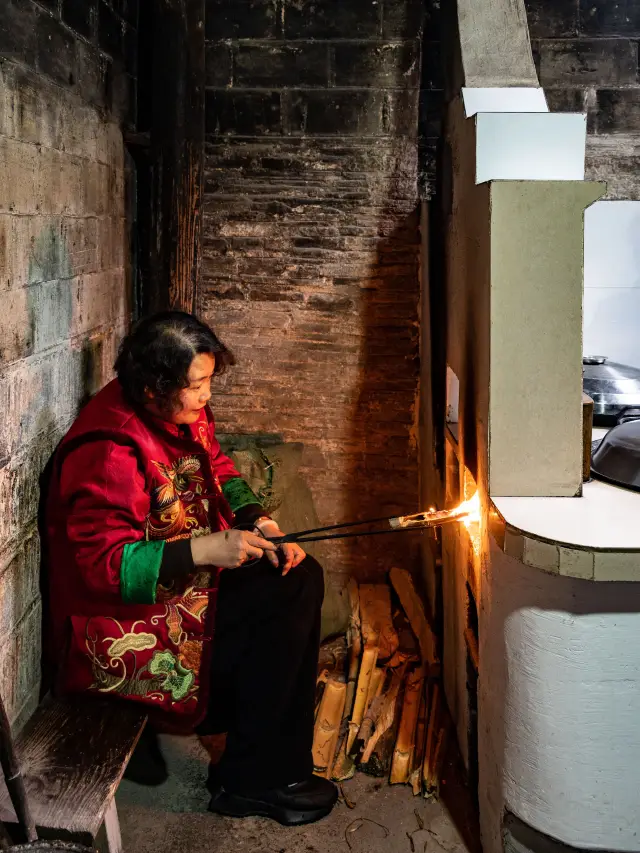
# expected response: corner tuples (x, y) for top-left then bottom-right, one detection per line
(389, 491), (481, 532)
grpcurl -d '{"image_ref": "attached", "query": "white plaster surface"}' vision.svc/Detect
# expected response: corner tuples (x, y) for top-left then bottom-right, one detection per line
(475, 113), (586, 184)
(493, 479), (640, 552)
(583, 200), (640, 369)
(480, 539), (640, 852)
(462, 87), (548, 117)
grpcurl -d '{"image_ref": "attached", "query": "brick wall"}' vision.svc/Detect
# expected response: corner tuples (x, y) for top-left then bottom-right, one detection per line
(201, 0), (427, 583)
(526, 0), (640, 198)
(0, 0), (136, 726)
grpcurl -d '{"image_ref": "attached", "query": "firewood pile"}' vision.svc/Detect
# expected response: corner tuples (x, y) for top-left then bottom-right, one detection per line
(314, 568), (448, 798)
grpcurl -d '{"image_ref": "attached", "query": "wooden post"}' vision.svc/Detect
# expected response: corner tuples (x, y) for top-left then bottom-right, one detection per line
(149, 0), (205, 315)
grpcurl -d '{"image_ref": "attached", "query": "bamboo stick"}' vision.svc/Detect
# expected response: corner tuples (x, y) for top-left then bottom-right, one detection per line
(351, 669), (386, 758)
(364, 666), (384, 714)
(390, 666), (425, 784)
(390, 567), (439, 669)
(422, 681), (441, 790)
(313, 678), (347, 778)
(345, 641), (378, 756)
(410, 681), (429, 795)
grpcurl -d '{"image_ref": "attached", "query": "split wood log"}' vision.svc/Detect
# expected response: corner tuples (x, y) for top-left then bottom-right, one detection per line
(360, 662), (407, 765)
(312, 678), (346, 778)
(410, 680), (429, 795)
(390, 567), (439, 670)
(390, 666), (425, 784)
(360, 666), (407, 778)
(359, 584), (399, 662)
(422, 681), (441, 790)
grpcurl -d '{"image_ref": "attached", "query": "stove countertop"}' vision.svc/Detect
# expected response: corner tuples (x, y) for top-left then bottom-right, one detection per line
(492, 472), (640, 581)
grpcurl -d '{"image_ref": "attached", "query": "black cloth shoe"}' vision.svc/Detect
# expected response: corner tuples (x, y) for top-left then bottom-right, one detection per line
(123, 725), (169, 787)
(208, 776), (338, 826)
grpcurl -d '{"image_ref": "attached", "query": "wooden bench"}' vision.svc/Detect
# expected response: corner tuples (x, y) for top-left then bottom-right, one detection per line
(0, 695), (147, 852)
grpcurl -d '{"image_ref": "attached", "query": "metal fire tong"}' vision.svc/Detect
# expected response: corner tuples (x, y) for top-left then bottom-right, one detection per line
(265, 507), (470, 546)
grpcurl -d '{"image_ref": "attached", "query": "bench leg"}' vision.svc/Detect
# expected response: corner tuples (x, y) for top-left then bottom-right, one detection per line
(104, 799), (123, 853)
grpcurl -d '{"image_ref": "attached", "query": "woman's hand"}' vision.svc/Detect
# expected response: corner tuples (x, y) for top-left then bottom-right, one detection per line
(256, 519), (306, 576)
(190, 529), (276, 569)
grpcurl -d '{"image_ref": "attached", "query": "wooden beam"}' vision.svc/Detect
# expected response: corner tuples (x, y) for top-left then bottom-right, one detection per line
(149, 0), (205, 314)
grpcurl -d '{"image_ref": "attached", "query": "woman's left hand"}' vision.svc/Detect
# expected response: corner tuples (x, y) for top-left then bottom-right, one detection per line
(255, 519), (306, 576)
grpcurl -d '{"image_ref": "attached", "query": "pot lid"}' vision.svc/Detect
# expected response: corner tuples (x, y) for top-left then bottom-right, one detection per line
(591, 420), (640, 492)
(583, 356), (640, 383)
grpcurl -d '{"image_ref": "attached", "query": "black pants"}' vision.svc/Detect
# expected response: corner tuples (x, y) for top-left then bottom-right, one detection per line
(198, 554), (324, 793)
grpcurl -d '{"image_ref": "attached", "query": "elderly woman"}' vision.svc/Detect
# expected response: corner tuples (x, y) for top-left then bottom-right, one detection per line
(45, 311), (337, 826)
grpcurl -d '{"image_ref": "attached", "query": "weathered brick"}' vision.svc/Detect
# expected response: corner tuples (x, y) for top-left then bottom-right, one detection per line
(206, 90), (282, 135)
(0, 535), (41, 642)
(283, 0), (381, 39)
(284, 90), (385, 135)
(200, 138), (419, 579)
(525, 0), (579, 38)
(234, 43), (329, 88)
(62, 0), (96, 39)
(0, 0), (39, 69)
(0, 604), (42, 724)
(205, 0), (278, 39)
(36, 9), (77, 87)
(579, 0), (640, 36)
(385, 89), (420, 135)
(596, 88), (640, 132)
(382, 0), (424, 39)
(332, 41), (420, 89)
(98, 0), (124, 58)
(544, 87), (589, 113)
(537, 39), (638, 86)
(205, 42), (233, 87)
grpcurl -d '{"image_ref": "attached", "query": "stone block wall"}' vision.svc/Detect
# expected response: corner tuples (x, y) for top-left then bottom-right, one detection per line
(0, 0), (136, 726)
(526, 0), (640, 198)
(201, 0), (429, 583)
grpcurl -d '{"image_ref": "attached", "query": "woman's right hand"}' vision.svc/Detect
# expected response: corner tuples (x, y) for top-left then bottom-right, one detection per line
(190, 529), (277, 569)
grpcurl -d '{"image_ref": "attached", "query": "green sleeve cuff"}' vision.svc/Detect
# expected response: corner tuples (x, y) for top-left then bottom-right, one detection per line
(221, 476), (264, 514)
(121, 540), (164, 605)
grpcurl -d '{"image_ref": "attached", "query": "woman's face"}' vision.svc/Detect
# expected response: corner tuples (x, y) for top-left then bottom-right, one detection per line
(154, 352), (216, 425)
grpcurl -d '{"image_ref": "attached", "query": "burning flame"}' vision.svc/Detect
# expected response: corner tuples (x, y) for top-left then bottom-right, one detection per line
(452, 491), (481, 528)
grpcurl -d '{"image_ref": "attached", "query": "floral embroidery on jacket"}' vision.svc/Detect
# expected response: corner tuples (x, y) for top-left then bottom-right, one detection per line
(146, 456), (210, 540)
(85, 617), (199, 705)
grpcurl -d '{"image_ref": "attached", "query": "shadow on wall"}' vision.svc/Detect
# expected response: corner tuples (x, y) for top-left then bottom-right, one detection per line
(345, 209), (421, 582)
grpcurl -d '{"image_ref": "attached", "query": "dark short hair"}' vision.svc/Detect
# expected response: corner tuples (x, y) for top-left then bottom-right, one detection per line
(114, 311), (234, 410)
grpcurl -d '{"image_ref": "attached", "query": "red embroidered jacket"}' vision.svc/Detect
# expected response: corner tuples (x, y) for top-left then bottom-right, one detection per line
(46, 379), (262, 729)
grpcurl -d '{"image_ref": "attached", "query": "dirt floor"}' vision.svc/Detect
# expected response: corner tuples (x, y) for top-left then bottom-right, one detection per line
(116, 734), (480, 853)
